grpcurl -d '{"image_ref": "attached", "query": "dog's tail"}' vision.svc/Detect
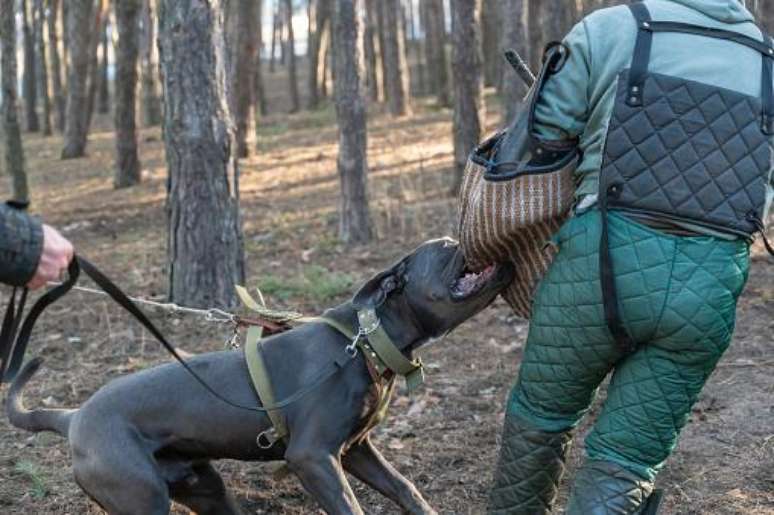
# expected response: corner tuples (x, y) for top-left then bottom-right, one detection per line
(6, 358), (75, 437)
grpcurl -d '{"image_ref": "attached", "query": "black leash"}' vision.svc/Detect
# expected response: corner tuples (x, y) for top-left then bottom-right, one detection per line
(0, 256), (350, 413)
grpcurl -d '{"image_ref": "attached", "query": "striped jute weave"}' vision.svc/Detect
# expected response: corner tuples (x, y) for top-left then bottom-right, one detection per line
(457, 154), (574, 319)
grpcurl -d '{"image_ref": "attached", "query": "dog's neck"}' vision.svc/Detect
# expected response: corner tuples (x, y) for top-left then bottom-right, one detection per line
(323, 301), (426, 357)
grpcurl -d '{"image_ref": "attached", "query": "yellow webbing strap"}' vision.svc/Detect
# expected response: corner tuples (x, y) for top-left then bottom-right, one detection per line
(357, 309), (425, 393)
(244, 325), (288, 447)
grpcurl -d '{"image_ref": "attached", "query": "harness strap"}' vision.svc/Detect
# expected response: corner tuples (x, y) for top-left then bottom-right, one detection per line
(243, 326), (289, 448)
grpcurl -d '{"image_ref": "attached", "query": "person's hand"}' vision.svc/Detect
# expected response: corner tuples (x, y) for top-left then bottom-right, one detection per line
(26, 225), (74, 290)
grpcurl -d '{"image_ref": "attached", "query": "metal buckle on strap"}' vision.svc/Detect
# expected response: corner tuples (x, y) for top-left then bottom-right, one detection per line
(257, 427), (281, 450)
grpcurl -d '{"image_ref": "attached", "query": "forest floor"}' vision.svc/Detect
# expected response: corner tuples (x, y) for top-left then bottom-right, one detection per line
(1, 72), (773, 514)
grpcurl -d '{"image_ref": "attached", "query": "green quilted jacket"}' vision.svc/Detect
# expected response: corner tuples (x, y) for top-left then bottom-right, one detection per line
(533, 0), (773, 224)
(0, 204), (43, 287)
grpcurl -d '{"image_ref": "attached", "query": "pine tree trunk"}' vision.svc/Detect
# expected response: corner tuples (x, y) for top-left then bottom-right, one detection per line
(1, 0), (28, 202)
(481, 0), (502, 88)
(98, 18), (110, 114)
(363, 0), (383, 102)
(47, 0), (66, 133)
(526, 0), (543, 71)
(34, 0), (52, 135)
(270, 0), (280, 72)
(333, 0), (372, 244)
(451, 0), (482, 195)
(62, 0), (69, 63)
(375, 0), (388, 100)
(501, 0), (529, 123)
(61, 0), (95, 158)
(22, 0), (39, 132)
(114, 0), (141, 189)
(232, 0), (258, 157)
(253, 0), (268, 120)
(284, 0), (301, 112)
(423, 0), (449, 106)
(139, 0), (162, 126)
(85, 1), (106, 132)
(382, 0), (411, 116)
(158, 0), (245, 309)
(307, 0), (332, 109)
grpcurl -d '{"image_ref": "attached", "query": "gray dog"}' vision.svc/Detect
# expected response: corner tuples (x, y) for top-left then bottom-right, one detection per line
(7, 238), (513, 515)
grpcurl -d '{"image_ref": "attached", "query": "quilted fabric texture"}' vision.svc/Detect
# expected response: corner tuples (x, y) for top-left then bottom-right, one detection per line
(600, 70), (772, 237)
(508, 209), (749, 480)
(487, 416), (572, 515)
(565, 460), (653, 515)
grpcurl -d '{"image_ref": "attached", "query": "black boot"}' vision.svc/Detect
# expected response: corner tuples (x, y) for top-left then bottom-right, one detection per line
(565, 460), (654, 514)
(487, 416), (573, 515)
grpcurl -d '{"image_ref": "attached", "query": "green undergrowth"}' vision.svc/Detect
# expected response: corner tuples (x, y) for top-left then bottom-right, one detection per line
(14, 460), (48, 499)
(256, 265), (356, 305)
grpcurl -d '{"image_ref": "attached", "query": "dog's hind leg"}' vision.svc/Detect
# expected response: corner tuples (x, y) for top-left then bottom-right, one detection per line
(168, 462), (243, 515)
(285, 445), (363, 515)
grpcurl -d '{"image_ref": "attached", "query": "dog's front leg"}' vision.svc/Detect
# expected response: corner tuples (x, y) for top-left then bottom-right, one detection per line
(286, 447), (363, 515)
(342, 437), (437, 515)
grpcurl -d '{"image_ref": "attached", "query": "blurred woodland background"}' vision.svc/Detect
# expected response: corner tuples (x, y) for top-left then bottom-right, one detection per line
(1, 1), (774, 514)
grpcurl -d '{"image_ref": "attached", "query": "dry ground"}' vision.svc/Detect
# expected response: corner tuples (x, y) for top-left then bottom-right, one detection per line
(0, 73), (773, 514)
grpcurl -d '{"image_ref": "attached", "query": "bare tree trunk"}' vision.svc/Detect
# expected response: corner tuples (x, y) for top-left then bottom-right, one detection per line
(363, 0), (383, 102)
(270, 0), (280, 72)
(232, 0), (257, 157)
(422, 0), (449, 106)
(1, 0), (28, 202)
(253, 0), (268, 119)
(98, 16), (110, 114)
(139, 0), (162, 126)
(283, 0), (300, 112)
(333, 0), (372, 244)
(307, 0), (332, 109)
(61, 0), (69, 70)
(47, 0), (66, 132)
(61, 0), (95, 158)
(501, 0), (528, 123)
(85, 1), (106, 131)
(406, 0), (425, 95)
(21, 0), (40, 132)
(451, 0), (482, 195)
(526, 0), (543, 71)
(158, 0), (245, 309)
(481, 0), (502, 88)
(114, 0), (141, 188)
(34, 0), (52, 135)
(382, 0), (411, 116)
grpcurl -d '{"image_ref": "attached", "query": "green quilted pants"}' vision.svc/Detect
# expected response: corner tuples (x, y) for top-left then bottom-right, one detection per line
(489, 209), (749, 514)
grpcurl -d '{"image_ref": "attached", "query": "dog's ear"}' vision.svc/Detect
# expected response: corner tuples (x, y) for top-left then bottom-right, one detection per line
(352, 260), (408, 309)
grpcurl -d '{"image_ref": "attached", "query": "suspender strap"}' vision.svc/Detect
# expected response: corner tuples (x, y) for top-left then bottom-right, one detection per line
(599, 185), (638, 355)
(626, 2), (774, 133)
(627, 2), (653, 106)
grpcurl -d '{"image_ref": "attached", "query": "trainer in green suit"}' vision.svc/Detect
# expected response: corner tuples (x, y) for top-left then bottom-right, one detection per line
(487, 1), (774, 513)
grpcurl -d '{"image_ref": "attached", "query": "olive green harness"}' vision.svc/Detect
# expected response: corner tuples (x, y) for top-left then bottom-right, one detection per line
(237, 287), (425, 449)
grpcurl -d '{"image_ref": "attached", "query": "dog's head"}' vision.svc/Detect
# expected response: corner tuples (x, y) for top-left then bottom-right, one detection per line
(352, 238), (514, 347)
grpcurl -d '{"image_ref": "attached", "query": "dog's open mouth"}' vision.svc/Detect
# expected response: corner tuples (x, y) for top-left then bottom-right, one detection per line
(451, 264), (497, 299)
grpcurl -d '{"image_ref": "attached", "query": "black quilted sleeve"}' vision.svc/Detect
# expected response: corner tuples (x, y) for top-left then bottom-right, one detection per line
(0, 204), (43, 287)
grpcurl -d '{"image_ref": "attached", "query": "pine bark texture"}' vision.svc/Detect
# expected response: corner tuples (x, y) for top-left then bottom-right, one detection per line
(22, 0), (39, 132)
(98, 19), (110, 114)
(231, 0), (258, 157)
(451, 0), (483, 194)
(501, 0), (529, 123)
(481, 0), (502, 88)
(61, 0), (95, 158)
(139, 0), (162, 126)
(85, 1), (106, 133)
(307, 0), (332, 109)
(363, 0), (383, 102)
(283, 0), (300, 112)
(253, 0), (268, 120)
(1, 0), (28, 202)
(47, 0), (66, 133)
(422, 0), (449, 106)
(34, 0), (52, 135)
(382, 0), (411, 116)
(114, 0), (141, 188)
(333, 0), (372, 244)
(158, 0), (245, 309)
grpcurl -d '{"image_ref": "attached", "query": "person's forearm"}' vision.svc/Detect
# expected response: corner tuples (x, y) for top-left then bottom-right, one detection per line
(0, 203), (44, 287)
